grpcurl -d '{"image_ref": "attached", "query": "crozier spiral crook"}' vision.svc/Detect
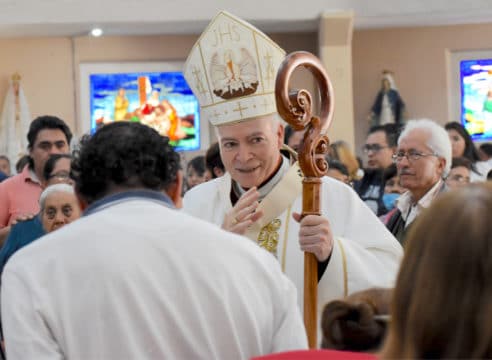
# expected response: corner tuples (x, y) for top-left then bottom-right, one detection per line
(275, 51), (335, 348)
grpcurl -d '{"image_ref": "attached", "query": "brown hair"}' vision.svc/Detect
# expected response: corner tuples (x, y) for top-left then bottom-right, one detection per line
(329, 141), (362, 181)
(450, 156), (472, 170)
(382, 183), (492, 358)
(321, 288), (391, 352)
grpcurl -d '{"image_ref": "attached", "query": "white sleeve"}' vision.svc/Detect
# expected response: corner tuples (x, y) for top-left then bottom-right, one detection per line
(271, 270), (308, 352)
(1, 267), (63, 360)
(318, 179), (403, 300)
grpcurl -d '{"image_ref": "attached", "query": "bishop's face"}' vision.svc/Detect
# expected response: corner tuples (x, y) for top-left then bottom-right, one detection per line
(217, 114), (284, 189)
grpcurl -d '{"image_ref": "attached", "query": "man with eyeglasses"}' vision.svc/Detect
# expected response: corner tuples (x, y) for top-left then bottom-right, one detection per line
(386, 119), (452, 244)
(445, 157), (472, 190)
(355, 124), (399, 216)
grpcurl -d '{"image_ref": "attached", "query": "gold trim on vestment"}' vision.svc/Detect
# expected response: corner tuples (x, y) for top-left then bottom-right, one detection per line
(281, 205), (293, 273)
(257, 218), (281, 255)
(244, 162), (303, 242)
(337, 238), (348, 297)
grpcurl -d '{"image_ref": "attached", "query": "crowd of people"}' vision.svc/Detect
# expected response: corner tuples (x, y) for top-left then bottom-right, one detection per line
(0, 9), (492, 360)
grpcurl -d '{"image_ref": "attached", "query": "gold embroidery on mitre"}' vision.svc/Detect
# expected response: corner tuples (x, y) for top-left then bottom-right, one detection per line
(191, 66), (207, 95)
(209, 48), (259, 100)
(257, 219), (281, 256)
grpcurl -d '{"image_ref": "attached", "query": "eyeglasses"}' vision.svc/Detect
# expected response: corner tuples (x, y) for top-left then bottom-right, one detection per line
(392, 150), (438, 163)
(48, 171), (72, 182)
(362, 144), (389, 154)
(446, 174), (470, 184)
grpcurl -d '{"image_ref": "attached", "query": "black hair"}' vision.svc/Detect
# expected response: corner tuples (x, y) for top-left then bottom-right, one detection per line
(27, 115), (72, 149)
(444, 122), (481, 162)
(321, 288), (390, 352)
(43, 154), (72, 181)
(328, 160), (349, 177)
(479, 143), (492, 157)
(15, 155), (31, 173)
(71, 122), (180, 204)
(187, 156), (207, 176)
(205, 142), (224, 178)
(284, 124), (295, 144)
(383, 163), (398, 183)
(368, 123), (400, 148)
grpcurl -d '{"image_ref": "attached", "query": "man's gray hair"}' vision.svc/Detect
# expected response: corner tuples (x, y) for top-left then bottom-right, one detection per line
(398, 118), (452, 176)
(39, 184), (75, 210)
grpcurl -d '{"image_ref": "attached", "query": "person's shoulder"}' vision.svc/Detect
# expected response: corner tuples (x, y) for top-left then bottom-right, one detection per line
(3, 215), (86, 276)
(10, 215), (41, 229)
(2, 216), (44, 257)
(2, 232), (48, 276)
(183, 176), (225, 203)
(321, 175), (356, 194)
(475, 160), (492, 173)
(0, 173), (23, 199)
(0, 172), (23, 188)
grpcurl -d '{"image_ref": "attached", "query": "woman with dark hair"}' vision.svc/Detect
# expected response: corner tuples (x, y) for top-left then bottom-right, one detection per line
(445, 157), (472, 189)
(379, 164), (407, 224)
(329, 141), (363, 182)
(205, 142), (225, 179)
(326, 160), (350, 185)
(321, 287), (391, 352)
(445, 122), (491, 181)
(186, 155), (211, 190)
(283, 125), (305, 153)
(381, 183), (492, 358)
(250, 288), (389, 359)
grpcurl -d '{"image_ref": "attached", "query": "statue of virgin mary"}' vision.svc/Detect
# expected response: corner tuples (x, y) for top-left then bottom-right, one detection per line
(0, 73), (31, 171)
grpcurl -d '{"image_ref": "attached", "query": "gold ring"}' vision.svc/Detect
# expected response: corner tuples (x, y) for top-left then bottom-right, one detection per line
(232, 216), (239, 225)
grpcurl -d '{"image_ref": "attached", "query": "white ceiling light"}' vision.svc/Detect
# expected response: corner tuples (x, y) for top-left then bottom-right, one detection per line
(90, 28), (103, 37)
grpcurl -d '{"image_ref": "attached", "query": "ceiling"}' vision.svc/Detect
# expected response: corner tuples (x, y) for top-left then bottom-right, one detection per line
(1, 0), (492, 37)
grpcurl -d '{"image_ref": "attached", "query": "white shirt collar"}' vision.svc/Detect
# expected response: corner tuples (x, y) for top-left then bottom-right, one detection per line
(28, 168), (41, 185)
(397, 179), (444, 227)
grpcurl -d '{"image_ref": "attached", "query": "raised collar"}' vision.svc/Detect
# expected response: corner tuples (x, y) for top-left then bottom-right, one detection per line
(397, 179), (444, 224)
(20, 165), (41, 185)
(84, 189), (174, 217)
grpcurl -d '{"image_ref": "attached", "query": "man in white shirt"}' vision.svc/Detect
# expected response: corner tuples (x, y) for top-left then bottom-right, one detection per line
(387, 119), (452, 244)
(1, 122), (307, 359)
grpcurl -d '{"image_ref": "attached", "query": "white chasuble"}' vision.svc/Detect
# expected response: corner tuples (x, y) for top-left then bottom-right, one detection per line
(183, 168), (403, 330)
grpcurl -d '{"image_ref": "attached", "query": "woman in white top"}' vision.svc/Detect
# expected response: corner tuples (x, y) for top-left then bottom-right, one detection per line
(445, 121), (492, 181)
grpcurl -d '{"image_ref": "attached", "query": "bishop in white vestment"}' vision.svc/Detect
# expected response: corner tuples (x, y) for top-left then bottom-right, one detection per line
(182, 11), (403, 336)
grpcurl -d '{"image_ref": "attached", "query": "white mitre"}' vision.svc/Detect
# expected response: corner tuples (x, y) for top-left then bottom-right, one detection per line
(183, 11), (286, 126)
